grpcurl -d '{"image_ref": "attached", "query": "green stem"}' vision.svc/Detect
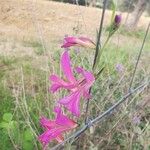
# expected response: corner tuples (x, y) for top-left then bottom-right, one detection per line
(93, 36), (110, 73)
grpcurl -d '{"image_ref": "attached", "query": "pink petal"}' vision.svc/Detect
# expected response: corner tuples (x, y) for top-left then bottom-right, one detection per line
(38, 107), (77, 148)
(50, 75), (66, 84)
(50, 75), (68, 86)
(61, 42), (76, 48)
(40, 117), (57, 129)
(61, 36), (77, 48)
(75, 67), (95, 83)
(59, 91), (81, 117)
(54, 106), (77, 127)
(61, 51), (76, 83)
(78, 37), (95, 48)
(38, 130), (53, 146)
(79, 36), (95, 44)
(50, 84), (61, 93)
(83, 89), (91, 99)
(64, 36), (77, 44)
(61, 36), (95, 48)
(39, 126), (73, 145)
(75, 67), (95, 99)
(50, 75), (76, 92)
(50, 75), (67, 92)
(38, 128), (62, 145)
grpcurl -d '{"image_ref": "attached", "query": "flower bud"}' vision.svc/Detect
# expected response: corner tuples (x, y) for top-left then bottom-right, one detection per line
(114, 14), (121, 27)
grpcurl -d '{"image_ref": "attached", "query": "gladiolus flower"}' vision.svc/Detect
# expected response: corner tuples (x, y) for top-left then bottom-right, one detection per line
(50, 51), (95, 117)
(38, 106), (77, 149)
(61, 36), (95, 49)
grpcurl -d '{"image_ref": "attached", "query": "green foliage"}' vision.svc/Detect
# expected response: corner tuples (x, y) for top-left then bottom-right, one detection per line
(0, 113), (17, 149)
(0, 113), (37, 149)
(3, 113), (13, 122)
(24, 129), (34, 141)
(0, 130), (13, 150)
(22, 129), (34, 150)
(0, 56), (17, 66)
(0, 16), (149, 149)
(0, 85), (14, 121)
(119, 27), (150, 39)
(0, 113), (16, 130)
(23, 40), (44, 55)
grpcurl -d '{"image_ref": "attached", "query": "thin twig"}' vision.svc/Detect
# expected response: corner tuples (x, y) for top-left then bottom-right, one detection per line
(124, 0), (134, 25)
(92, 0), (108, 70)
(87, 82), (148, 127)
(7, 129), (18, 150)
(84, 0), (108, 124)
(50, 81), (149, 150)
(129, 22), (150, 90)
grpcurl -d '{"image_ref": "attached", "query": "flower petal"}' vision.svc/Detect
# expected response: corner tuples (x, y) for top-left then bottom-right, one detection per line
(40, 117), (56, 129)
(75, 67), (95, 99)
(38, 130), (53, 147)
(61, 51), (76, 83)
(77, 37), (95, 48)
(59, 91), (81, 117)
(61, 36), (95, 48)
(64, 36), (77, 44)
(54, 106), (77, 127)
(83, 89), (91, 99)
(38, 107), (77, 149)
(61, 36), (77, 48)
(39, 126), (73, 145)
(75, 67), (95, 84)
(79, 37), (95, 44)
(61, 42), (76, 48)
(50, 84), (61, 93)
(50, 75), (68, 85)
(50, 74), (76, 92)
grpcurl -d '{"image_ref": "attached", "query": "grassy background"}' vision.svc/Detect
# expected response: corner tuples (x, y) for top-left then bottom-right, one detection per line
(0, 1), (150, 149)
(0, 26), (149, 149)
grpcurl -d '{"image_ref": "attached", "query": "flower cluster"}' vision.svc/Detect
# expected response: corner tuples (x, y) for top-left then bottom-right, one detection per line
(38, 36), (95, 149)
(38, 14), (121, 149)
(38, 107), (77, 150)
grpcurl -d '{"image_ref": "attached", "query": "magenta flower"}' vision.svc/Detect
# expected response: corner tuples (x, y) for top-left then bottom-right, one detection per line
(38, 106), (77, 149)
(61, 36), (95, 49)
(50, 51), (95, 117)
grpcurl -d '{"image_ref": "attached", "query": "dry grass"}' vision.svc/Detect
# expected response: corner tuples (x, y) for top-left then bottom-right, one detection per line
(0, 1), (150, 150)
(0, 0), (150, 41)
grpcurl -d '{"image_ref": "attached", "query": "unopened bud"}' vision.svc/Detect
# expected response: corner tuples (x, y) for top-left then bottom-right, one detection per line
(114, 14), (121, 26)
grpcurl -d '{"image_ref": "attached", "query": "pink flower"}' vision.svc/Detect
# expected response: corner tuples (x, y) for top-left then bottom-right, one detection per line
(61, 36), (95, 49)
(50, 51), (95, 117)
(38, 106), (77, 149)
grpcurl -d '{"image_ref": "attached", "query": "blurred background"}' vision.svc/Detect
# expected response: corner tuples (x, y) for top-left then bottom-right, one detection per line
(0, 0), (149, 150)
(51, 0), (150, 29)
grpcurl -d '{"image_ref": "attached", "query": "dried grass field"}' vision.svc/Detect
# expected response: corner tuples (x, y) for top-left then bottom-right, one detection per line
(0, 0), (150, 150)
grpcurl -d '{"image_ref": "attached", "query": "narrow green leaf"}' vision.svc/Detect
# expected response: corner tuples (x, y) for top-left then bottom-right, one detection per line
(110, 0), (116, 24)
